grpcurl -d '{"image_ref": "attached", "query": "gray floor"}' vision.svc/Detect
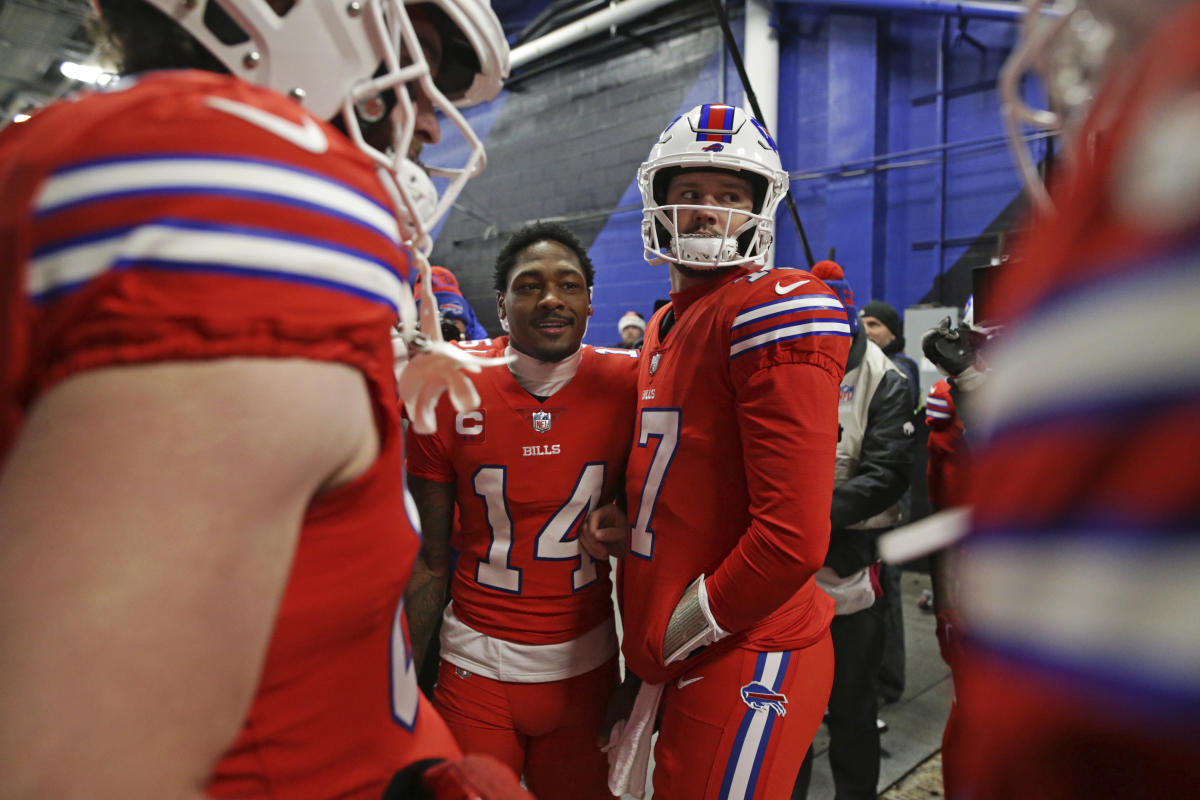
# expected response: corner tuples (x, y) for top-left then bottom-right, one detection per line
(805, 570), (951, 799)
(620, 570), (951, 799)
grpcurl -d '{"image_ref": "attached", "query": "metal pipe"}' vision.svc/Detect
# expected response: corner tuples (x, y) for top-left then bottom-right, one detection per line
(718, 2), (727, 103)
(779, 0), (1039, 21)
(744, 0), (779, 266)
(510, 0), (678, 69)
(788, 129), (1054, 179)
(935, 16), (949, 296)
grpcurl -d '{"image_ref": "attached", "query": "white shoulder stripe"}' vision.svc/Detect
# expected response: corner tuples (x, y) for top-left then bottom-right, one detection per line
(733, 294), (845, 327)
(28, 224), (404, 308)
(963, 536), (1200, 692)
(35, 157), (400, 243)
(729, 320), (851, 358)
(979, 261), (1200, 432)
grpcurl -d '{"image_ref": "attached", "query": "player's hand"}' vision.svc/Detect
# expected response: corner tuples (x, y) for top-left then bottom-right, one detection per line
(397, 340), (510, 434)
(581, 503), (629, 560)
(935, 608), (965, 669)
(662, 575), (729, 665)
(382, 755), (533, 800)
(597, 672), (643, 747)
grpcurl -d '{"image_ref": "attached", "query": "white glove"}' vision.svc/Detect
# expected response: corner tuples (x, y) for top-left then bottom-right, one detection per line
(394, 251), (510, 434)
(662, 574), (729, 665)
(398, 340), (509, 434)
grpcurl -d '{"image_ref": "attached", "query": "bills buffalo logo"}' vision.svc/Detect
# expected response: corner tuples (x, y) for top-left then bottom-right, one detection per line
(532, 410), (552, 433)
(740, 681), (788, 716)
(702, 143), (724, 152)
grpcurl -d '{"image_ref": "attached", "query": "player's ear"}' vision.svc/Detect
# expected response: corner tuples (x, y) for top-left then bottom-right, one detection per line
(496, 291), (506, 323)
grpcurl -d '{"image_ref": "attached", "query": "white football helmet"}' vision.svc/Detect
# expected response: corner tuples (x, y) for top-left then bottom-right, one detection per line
(140, 0), (509, 252)
(639, 104), (789, 270)
(999, 0), (1186, 212)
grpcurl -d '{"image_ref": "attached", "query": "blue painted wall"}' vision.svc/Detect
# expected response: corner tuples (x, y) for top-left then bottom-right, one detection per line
(430, 2), (1039, 342)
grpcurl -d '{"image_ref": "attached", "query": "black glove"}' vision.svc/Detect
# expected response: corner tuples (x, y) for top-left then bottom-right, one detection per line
(922, 317), (975, 376)
(382, 755), (533, 800)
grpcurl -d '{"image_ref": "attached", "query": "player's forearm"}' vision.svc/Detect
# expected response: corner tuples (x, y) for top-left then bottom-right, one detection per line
(403, 475), (457, 668)
(404, 560), (450, 671)
(705, 513), (830, 633)
(929, 546), (960, 615)
(707, 363), (840, 632)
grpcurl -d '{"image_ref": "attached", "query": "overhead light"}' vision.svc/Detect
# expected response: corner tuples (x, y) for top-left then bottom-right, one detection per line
(59, 61), (115, 86)
(13, 113), (30, 123)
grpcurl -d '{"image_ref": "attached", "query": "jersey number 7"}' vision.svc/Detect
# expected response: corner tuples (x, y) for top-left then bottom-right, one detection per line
(472, 463), (606, 593)
(630, 408), (681, 560)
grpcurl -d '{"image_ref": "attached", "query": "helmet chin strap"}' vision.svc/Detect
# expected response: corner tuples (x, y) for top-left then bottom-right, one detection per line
(384, 161), (439, 257)
(670, 234), (740, 267)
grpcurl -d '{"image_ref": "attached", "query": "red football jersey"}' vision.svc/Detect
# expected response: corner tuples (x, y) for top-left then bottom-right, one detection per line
(0, 72), (457, 798)
(955, 4), (1200, 796)
(620, 267), (850, 684)
(925, 379), (970, 510)
(405, 338), (639, 645)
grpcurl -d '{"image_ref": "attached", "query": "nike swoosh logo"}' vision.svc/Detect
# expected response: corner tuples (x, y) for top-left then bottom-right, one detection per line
(775, 279), (810, 295)
(205, 96), (329, 154)
(677, 676), (705, 689)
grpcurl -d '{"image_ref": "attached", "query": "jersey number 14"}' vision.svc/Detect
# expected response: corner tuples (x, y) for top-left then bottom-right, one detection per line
(472, 463), (606, 593)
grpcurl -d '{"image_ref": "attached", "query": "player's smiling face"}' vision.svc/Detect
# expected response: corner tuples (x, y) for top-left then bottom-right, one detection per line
(499, 240), (592, 363)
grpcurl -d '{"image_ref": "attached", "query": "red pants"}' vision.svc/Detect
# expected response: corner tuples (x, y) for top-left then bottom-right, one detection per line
(653, 635), (834, 799)
(433, 657), (617, 800)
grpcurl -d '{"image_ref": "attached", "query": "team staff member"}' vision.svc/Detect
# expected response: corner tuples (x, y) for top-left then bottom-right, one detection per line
(795, 262), (916, 800)
(405, 222), (638, 799)
(0, 1), (530, 798)
(585, 104), (852, 799)
(859, 300), (919, 409)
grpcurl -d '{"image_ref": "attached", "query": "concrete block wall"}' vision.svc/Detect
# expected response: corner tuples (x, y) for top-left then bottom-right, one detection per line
(430, 12), (726, 341)
(428, 1), (1039, 342)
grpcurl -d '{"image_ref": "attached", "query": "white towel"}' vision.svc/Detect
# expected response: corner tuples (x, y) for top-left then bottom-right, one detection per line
(603, 680), (665, 799)
(815, 565), (876, 616)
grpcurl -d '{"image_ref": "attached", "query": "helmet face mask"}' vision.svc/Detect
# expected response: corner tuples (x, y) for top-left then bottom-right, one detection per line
(138, 0), (508, 253)
(639, 104), (788, 270)
(999, 0), (1186, 213)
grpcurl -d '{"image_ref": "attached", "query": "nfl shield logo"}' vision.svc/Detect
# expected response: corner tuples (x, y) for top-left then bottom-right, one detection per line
(532, 410), (552, 433)
(649, 352), (661, 375)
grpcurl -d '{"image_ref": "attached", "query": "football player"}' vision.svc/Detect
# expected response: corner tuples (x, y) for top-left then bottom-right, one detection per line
(404, 222), (638, 799)
(951, 0), (1200, 796)
(583, 104), (853, 799)
(0, 1), (529, 798)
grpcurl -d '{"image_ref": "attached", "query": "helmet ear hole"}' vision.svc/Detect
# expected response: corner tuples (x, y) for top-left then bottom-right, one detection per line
(203, 2), (250, 45)
(653, 166), (681, 207)
(744, 172), (768, 215)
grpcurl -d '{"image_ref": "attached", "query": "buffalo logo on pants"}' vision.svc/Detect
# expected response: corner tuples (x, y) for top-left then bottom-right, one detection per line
(740, 681), (788, 716)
